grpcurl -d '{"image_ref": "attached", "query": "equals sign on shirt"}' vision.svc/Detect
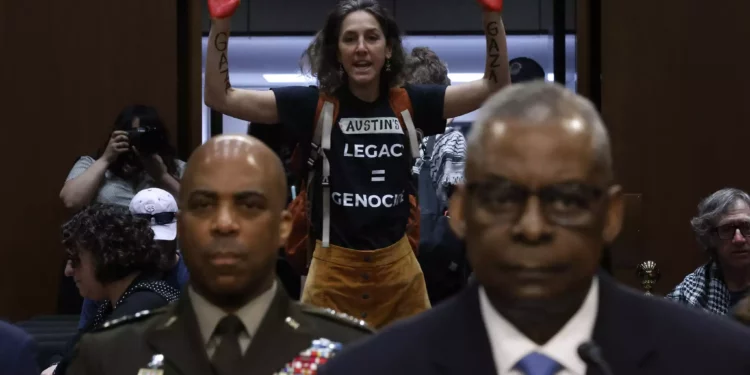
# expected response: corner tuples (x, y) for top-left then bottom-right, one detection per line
(371, 170), (385, 182)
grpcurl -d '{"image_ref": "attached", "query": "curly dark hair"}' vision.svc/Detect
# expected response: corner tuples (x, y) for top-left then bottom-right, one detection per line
(404, 47), (451, 86)
(300, 0), (406, 94)
(62, 203), (171, 284)
(95, 105), (179, 181)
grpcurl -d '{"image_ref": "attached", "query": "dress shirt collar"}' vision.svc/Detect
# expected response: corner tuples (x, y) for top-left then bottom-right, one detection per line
(189, 281), (277, 345)
(479, 277), (599, 375)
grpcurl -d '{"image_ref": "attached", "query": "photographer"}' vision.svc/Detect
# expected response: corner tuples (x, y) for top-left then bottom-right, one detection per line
(59, 105), (185, 211)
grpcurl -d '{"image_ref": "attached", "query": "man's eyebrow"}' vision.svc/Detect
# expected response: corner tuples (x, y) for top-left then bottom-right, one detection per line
(187, 190), (217, 199)
(233, 191), (268, 201)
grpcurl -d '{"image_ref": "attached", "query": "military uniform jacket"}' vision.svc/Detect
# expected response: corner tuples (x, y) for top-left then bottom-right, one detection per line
(67, 284), (373, 375)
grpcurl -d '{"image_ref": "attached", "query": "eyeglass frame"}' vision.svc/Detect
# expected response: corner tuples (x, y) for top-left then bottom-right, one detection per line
(714, 222), (750, 241)
(465, 176), (610, 228)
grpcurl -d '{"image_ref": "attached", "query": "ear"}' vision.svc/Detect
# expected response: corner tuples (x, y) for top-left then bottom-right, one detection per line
(385, 45), (392, 60)
(448, 184), (467, 239)
(603, 185), (624, 244)
(278, 210), (293, 248)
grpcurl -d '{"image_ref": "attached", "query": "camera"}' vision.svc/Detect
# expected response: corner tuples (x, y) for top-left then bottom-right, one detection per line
(125, 127), (166, 155)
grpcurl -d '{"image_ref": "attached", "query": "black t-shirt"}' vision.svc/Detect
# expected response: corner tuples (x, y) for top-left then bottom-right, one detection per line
(272, 84), (447, 250)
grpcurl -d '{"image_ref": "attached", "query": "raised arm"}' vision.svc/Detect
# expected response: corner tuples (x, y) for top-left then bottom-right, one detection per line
(443, 11), (510, 119)
(204, 18), (280, 124)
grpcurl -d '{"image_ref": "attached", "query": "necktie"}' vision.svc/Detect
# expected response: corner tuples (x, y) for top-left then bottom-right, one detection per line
(211, 315), (245, 375)
(515, 352), (562, 375)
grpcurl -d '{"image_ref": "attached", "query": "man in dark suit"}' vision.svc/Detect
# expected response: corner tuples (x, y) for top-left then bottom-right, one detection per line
(0, 320), (39, 375)
(67, 135), (372, 375)
(319, 82), (750, 375)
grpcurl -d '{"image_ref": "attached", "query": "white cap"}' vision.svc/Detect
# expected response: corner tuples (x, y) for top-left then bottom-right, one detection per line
(129, 188), (178, 241)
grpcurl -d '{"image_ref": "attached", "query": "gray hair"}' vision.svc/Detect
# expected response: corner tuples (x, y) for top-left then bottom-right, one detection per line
(691, 188), (750, 252)
(466, 81), (612, 181)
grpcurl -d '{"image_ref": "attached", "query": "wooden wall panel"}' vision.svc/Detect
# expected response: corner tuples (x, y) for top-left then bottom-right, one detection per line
(0, 0), (180, 320)
(578, 0), (750, 294)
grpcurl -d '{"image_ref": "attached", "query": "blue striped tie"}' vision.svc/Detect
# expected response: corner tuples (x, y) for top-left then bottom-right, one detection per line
(515, 352), (562, 375)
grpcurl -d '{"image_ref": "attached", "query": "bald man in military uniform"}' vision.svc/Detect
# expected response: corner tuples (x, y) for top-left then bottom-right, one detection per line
(67, 135), (372, 375)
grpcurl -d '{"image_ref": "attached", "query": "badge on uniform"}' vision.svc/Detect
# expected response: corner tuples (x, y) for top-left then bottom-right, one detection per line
(137, 354), (165, 375)
(273, 338), (344, 375)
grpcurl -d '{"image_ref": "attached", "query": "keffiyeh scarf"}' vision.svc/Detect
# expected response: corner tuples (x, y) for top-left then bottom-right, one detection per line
(666, 261), (731, 315)
(413, 126), (466, 208)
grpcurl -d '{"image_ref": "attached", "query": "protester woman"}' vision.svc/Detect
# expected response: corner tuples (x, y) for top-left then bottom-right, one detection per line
(203, 0), (510, 328)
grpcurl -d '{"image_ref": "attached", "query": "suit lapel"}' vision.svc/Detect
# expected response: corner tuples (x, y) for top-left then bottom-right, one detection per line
(589, 273), (656, 375)
(432, 282), (497, 375)
(241, 285), (317, 374)
(145, 296), (214, 375)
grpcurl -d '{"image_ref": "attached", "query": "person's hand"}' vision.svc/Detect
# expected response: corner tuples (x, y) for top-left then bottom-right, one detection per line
(134, 147), (169, 182)
(41, 364), (57, 375)
(208, 0), (240, 19)
(477, 0), (503, 12)
(101, 130), (130, 163)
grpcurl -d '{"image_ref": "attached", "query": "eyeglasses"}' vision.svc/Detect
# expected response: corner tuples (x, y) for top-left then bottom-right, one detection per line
(715, 222), (750, 240)
(466, 178), (606, 227)
(135, 212), (176, 225)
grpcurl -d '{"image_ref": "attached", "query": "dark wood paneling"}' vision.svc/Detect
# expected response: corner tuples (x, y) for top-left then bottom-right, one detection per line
(184, 0), (205, 158)
(0, 0), (179, 321)
(595, 0), (750, 294)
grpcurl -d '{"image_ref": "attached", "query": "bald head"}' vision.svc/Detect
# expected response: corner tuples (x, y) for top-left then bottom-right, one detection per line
(181, 134), (288, 208)
(177, 135), (293, 310)
(466, 81), (613, 182)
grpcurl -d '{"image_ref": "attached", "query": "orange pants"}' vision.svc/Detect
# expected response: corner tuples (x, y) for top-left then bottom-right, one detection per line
(301, 236), (431, 329)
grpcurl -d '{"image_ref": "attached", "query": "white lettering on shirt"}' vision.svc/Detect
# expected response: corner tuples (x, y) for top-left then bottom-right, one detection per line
(331, 191), (405, 208)
(343, 144), (403, 158)
(339, 117), (403, 135)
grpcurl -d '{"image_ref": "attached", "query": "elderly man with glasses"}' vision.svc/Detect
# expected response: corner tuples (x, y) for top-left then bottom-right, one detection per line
(668, 188), (750, 315)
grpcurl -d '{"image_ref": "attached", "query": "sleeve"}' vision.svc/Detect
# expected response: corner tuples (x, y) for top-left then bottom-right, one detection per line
(16, 335), (40, 375)
(65, 156), (96, 181)
(403, 84), (448, 137)
(270, 86), (320, 141)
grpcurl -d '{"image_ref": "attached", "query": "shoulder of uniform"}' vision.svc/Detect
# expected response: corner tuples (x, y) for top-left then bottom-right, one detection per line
(93, 307), (169, 332)
(299, 305), (374, 334)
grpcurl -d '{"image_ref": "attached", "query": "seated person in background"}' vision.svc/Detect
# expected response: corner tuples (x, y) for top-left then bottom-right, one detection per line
(404, 47), (470, 305)
(668, 188), (750, 314)
(49, 204), (181, 375)
(318, 82), (750, 375)
(59, 105), (186, 211)
(0, 320), (39, 375)
(77, 188), (189, 330)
